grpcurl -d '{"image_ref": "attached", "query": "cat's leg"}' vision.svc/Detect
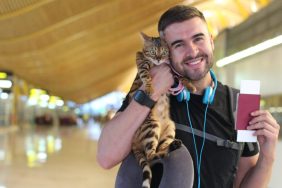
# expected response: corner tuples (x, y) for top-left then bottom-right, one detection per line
(136, 52), (153, 95)
(168, 138), (182, 152)
(128, 74), (142, 99)
(156, 120), (181, 157)
(139, 68), (153, 95)
(141, 120), (161, 161)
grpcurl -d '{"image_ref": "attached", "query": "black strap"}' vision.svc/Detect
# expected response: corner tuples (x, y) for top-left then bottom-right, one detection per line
(227, 86), (239, 126)
(176, 123), (243, 151)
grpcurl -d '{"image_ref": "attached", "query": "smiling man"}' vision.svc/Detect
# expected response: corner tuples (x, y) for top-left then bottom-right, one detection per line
(97, 5), (280, 188)
(163, 19), (213, 84)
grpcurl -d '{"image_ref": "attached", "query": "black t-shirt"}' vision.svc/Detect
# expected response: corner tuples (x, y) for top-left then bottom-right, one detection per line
(118, 82), (259, 188)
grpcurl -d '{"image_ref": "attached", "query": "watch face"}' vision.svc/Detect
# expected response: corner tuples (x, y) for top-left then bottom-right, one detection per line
(135, 90), (145, 103)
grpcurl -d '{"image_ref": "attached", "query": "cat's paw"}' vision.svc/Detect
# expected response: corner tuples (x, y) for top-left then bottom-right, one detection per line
(180, 78), (196, 93)
(145, 84), (153, 95)
(169, 139), (182, 152)
(146, 150), (157, 161)
(153, 151), (168, 160)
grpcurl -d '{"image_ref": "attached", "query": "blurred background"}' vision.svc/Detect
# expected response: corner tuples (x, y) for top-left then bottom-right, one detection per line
(0, 0), (281, 187)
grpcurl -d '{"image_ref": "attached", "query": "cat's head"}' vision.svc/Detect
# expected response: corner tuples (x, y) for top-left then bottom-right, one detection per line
(140, 32), (169, 65)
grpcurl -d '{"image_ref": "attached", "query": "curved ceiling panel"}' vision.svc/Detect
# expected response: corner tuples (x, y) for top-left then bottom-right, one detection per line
(0, 0), (271, 103)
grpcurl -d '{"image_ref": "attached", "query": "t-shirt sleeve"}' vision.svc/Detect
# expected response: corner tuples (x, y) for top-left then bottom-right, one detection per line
(241, 142), (259, 157)
(117, 94), (130, 112)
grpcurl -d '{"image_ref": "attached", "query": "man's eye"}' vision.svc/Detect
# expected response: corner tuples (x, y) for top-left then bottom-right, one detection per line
(194, 37), (204, 42)
(174, 43), (182, 48)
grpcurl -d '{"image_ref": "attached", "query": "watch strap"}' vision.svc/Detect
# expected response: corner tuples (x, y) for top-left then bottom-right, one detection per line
(133, 90), (156, 109)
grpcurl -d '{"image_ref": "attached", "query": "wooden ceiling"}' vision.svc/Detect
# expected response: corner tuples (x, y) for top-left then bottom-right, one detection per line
(0, 0), (270, 104)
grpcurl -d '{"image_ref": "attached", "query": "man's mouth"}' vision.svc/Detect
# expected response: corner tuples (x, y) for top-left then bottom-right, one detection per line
(184, 57), (203, 65)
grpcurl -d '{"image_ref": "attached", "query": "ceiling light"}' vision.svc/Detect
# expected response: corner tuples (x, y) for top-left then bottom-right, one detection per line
(215, 0), (225, 4)
(56, 100), (64, 107)
(30, 88), (46, 95)
(202, 10), (214, 18)
(48, 104), (56, 109)
(27, 98), (37, 106)
(0, 150), (5, 160)
(0, 80), (12, 88)
(251, 1), (258, 12)
(40, 94), (50, 101)
(0, 93), (9, 100)
(0, 72), (7, 79)
(216, 35), (282, 67)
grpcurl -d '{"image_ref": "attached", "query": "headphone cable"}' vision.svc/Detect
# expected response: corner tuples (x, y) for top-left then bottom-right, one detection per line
(186, 101), (209, 188)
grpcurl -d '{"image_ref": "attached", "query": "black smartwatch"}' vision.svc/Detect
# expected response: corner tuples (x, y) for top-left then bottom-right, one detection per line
(133, 90), (156, 109)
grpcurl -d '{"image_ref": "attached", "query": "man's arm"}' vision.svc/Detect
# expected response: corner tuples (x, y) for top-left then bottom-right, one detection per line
(234, 110), (280, 187)
(234, 155), (258, 188)
(96, 64), (174, 169)
(97, 101), (151, 169)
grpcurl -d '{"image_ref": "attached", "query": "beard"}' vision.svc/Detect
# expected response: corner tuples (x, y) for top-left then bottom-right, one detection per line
(180, 53), (213, 81)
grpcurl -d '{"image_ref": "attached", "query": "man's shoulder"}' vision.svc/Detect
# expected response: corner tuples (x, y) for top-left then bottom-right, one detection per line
(217, 81), (239, 92)
(216, 82), (239, 100)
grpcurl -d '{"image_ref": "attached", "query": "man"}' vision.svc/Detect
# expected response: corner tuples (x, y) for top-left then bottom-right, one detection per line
(97, 5), (280, 188)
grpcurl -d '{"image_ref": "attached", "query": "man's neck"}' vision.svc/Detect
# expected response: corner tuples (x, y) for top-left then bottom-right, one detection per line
(191, 72), (213, 95)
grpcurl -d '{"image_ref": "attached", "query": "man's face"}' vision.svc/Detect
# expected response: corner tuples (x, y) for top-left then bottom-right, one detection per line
(163, 17), (214, 81)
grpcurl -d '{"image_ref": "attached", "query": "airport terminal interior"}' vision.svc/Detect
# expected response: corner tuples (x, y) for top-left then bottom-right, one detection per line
(0, 0), (282, 187)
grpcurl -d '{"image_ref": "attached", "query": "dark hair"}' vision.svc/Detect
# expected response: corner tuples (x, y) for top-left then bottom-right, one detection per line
(158, 5), (206, 33)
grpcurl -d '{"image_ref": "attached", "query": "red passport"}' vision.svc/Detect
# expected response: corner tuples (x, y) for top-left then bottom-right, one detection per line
(236, 94), (260, 130)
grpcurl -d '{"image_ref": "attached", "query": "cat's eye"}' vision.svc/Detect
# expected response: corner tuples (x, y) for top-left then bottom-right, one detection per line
(162, 49), (168, 55)
(149, 47), (157, 55)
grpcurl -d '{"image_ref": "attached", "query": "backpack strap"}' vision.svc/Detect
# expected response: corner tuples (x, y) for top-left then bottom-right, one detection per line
(226, 85), (239, 126)
(175, 123), (243, 151)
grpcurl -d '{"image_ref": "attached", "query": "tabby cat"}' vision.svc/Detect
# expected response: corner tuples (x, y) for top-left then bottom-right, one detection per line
(128, 32), (194, 188)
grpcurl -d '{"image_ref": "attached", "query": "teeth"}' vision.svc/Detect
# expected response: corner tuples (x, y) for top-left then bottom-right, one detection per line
(190, 60), (200, 65)
(188, 58), (202, 65)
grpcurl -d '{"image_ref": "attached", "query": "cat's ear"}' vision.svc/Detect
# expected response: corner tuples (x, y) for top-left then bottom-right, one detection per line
(140, 32), (150, 41)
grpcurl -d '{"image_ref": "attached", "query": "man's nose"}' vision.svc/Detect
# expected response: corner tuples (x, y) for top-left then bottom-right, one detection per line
(185, 42), (198, 58)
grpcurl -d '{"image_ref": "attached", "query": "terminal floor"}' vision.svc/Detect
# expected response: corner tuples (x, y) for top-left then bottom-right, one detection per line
(0, 123), (119, 188)
(0, 123), (281, 188)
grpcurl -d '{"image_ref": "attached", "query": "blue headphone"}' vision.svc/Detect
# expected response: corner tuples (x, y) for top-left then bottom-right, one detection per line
(176, 69), (217, 104)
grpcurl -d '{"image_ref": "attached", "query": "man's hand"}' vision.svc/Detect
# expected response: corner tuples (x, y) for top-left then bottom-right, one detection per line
(247, 110), (280, 163)
(149, 64), (174, 101)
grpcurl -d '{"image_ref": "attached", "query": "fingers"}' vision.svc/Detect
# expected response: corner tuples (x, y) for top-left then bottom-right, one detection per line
(149, 64), (174, 100)
(150, 64), (174, 86)
(247, 121), (277, 135)
(249, 110), (279, 129)
(247, 121), (274, 132)
(150, 63), (171, 75)
(248, 110), (280, 140)
(253, 127), (273, 137)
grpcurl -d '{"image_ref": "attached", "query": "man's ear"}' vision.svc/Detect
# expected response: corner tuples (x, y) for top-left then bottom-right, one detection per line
(159, 31), (165, 39)
(210, 34), (214, 51)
